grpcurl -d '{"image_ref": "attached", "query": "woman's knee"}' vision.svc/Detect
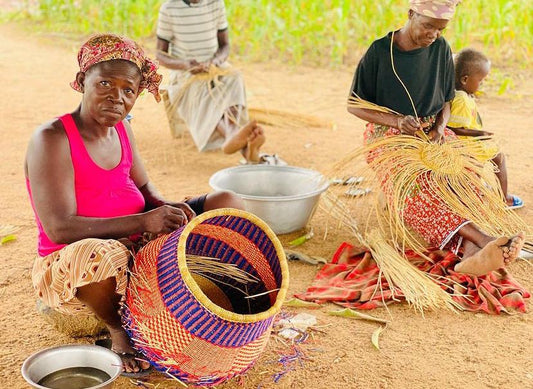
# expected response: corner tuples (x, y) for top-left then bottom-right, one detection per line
(205, 190), (244, 211)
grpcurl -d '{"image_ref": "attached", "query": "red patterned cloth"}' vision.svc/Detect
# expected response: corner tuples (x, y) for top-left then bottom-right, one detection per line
(71, 33), (162, 101)
(409, 0), (461, 20)
(295, 242), (530, 314)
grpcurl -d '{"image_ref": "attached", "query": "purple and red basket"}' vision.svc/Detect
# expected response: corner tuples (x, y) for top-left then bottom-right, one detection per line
(123, 208), (289, 386)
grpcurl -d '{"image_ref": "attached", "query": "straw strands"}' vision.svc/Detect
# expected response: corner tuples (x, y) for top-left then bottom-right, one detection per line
(321, 133), (531, 313)
(186, 255), (260, 285)
(331, 135), (529, 250)
(163, 64), (235, 119)
(128, 253), (260, 305)
(320, 193), (458, 313)
(248, 107), (332, 129)
(0, 224), (20, 237)
(347, 94), (400, 115)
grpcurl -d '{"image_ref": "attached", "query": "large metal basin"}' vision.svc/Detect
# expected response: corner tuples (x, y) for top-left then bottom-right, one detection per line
(21, 344), (122, 388)
(209, 165), (329, 234)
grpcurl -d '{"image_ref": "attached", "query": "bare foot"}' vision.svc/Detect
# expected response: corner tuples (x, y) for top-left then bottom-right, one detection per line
(454, 233), (525, 276)
(222, 120), (257, 154)
(109, 327), (150, 374)
(243, 126), (266, 163)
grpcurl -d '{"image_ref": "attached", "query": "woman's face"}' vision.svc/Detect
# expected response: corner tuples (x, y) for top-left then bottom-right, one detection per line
(78, 60), (142, 126)
(408, 11), (449, 48)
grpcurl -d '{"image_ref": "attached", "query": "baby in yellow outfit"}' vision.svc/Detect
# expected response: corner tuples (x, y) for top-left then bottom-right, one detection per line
(448, 48), (523, 209)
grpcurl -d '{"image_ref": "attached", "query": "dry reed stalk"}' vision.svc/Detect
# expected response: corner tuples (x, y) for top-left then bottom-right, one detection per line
(0, 224), (20, 237)
(128, 254), (261, 308)
(248, 106), (332, 129)
(365, 229), (460, 313)
(347, 94), (400, 115)
(186, 255), (260, 285)
(244, 288), (281, 299)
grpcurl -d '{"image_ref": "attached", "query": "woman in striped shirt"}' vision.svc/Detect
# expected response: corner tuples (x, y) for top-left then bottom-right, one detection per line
(156, 0), (266, 163)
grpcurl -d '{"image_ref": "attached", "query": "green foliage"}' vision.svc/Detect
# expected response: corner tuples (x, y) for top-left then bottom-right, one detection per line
(4, 0), (532, 66)
(10, 0), (160, 38)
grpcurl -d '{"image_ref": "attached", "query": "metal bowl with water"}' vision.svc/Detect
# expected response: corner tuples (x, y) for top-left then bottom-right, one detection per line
(21, 344), (122, 389)
(209, 165), (329, 234)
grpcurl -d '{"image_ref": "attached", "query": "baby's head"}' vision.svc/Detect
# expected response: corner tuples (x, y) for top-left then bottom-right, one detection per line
(454, 48), (491, 95)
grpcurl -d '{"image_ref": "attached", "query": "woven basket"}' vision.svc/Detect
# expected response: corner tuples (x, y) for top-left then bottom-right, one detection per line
(123, 208), (289, 386)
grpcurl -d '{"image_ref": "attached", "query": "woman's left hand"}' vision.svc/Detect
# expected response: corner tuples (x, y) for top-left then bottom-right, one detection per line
(427, 126), (445, 143)
(210, 56), (223, 67)
(165, 202), (196, 223)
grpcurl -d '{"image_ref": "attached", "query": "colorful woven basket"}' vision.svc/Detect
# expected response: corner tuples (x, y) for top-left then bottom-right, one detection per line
(123, 208), (289, 386)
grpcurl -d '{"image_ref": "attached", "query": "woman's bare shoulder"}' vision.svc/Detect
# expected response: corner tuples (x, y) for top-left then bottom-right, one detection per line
(30, 117), (68, 145)
(25, 117), (71, 176)
(26, 117), (72, 162)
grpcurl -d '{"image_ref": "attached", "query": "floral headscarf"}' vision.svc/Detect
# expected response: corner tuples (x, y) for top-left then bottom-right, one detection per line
(409, 0), (461, 20)
(70, 34), (162, 102)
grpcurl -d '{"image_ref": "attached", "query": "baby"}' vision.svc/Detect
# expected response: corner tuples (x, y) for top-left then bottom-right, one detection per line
(448, 48), (523, 209)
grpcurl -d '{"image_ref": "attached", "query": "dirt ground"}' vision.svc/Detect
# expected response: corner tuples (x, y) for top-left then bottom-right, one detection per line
(0, 22), (532, 389)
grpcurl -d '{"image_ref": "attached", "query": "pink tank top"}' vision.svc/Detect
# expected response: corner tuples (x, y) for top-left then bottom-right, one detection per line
(27, 113), (146, 256)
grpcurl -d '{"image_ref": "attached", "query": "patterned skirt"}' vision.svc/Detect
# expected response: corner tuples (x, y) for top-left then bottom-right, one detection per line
(32, 239), (130, 315)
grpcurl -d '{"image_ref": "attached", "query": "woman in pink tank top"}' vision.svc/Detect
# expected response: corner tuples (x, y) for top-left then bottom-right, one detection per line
(24, 34), (243, 376)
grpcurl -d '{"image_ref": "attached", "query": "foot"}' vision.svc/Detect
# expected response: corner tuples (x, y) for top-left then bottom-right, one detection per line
(243, 126), (266, 163)
(506, 194), (524, 209)
(108, 327), (150, 374)
(222, 120), (258, 154)
(454, 233), (525, 276)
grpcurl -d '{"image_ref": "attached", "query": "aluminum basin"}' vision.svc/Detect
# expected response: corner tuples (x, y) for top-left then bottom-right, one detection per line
(209, 165), (329, 234)
(21, 344), (122, 388)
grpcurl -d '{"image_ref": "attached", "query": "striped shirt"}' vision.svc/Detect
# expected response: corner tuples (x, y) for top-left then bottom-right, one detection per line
(157, 0), (228, 62)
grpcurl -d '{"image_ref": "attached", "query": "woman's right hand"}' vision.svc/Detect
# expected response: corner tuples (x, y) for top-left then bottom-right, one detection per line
(142, 205), (189, 235)
(187, 59), (209, 74)
(396, 115), (422, 136)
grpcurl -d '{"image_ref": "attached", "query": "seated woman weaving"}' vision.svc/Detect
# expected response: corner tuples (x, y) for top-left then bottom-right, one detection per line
(347, 0), (525, 276)
(24, 34), (243, 374)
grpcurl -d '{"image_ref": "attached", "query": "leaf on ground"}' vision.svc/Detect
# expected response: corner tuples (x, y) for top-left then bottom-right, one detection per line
(283, 298), (321, 308)
(288, 229), (314, 247)
(0, 235), (17, 245)
(328, 308), (389, 324)
(371, 325), (386, 350)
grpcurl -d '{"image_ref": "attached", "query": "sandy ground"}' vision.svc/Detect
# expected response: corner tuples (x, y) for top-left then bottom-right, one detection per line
(0, 22), (532, 389)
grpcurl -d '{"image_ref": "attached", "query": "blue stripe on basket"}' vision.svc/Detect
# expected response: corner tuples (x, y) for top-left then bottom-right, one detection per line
(154, 221), (277, 347)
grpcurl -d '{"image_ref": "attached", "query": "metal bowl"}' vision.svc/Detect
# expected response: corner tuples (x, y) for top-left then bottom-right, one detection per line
(209, 165), (329, 234)
(21, 344), (122, 389)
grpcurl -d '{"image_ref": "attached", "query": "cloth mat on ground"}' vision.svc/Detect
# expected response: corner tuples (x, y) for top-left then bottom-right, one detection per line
(295, 242), (530, 314)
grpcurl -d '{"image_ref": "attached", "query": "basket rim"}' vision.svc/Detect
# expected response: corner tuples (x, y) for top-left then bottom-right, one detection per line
(177, 207), (289, 323)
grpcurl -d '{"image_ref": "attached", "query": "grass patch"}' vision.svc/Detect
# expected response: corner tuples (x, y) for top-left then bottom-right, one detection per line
(2, 0), (531, 67)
